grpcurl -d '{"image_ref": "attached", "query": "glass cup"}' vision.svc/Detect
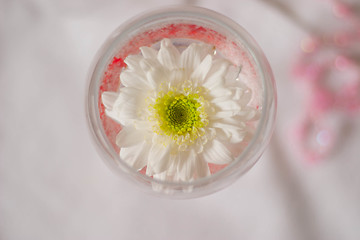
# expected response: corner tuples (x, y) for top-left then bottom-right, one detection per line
(86, 6), (276, 198)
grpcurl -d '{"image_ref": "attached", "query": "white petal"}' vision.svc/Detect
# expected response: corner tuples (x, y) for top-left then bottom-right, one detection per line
(140, 58), (161, 72)
(168, 68), (187, 87)
(176, 151), (187, 173)
(209, 87), (232, 99)
(149, 157), (178, 181)
(211, 111), (238, 119)
(211, 118), (245, 130)
(164, 160), (178, 178)
(215, 107), (258, 121)
(210, 86), (251, 106)
(190, 54), (212, 82)
(215, 126), (246, 144)
(152, 171), (167, 181)
(224, 65), (242, 86)
(180, 43), (213, 73)
(203, 59), (230, 89)
(213, 99), (242, 113)
(157, 39), (180, 70)
(116, 125), (147, 148)
(148, 141), (172, 174)
(152, 171), (176, 194)
(178, 150), (196, 181)
(120, 71), (151, 89)
(146, 65), (171, 88)
(104, 109), (120, 123)
(133, 120), (152, 130)
(115, 86), (143, 104)
(140, 46), (158, 59)
(201, 139), (233, 164)
(237, 107), (258, 120)
(114, 88), (144, 124)
(119, 141), (150, 170)
(146, 162), (154, 176)
(102, 92), (118, 110)
(102, 89), (141, 124)
(238, 88), (252, 106)
(124, 55), (143, 71)
(211, 115), (249, 143)
(227, 84), (252, 105)
(195, 155), (210, 178)
(194, 137), (204, 153)
(180, 44), (201, 73)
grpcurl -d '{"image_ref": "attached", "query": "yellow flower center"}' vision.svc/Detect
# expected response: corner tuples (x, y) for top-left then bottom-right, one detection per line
(149, 87), (209, 146)
(156, 93), (203, 135)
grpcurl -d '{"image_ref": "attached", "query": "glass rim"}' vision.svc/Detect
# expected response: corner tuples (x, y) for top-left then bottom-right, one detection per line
(86, 5), (277, 197)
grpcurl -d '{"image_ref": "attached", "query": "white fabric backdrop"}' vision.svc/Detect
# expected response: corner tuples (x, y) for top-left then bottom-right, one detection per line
(1, 0), (360, 239)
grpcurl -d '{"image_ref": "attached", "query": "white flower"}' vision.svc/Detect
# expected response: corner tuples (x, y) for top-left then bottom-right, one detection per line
(102, 38), (258, 182)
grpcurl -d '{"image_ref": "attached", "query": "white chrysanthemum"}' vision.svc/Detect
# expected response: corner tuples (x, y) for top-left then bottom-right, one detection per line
(102, 39), (257, 182)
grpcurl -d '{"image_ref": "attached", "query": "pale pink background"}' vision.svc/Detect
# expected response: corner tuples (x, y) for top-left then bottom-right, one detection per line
(1, 0), (360, 239)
